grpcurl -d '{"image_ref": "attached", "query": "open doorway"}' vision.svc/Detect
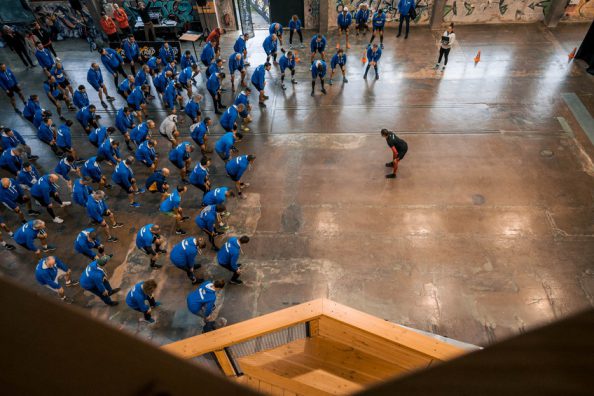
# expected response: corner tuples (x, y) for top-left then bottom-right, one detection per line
(249, 0), (270, 29)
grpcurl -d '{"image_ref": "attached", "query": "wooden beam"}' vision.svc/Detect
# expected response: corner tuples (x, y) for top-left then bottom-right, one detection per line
(163, 299), (324, 359)
(214, 349), (237, 377)
(320, 300), (465, 361)
(308, 318), (320, 337)
(241, 361), (332, 396)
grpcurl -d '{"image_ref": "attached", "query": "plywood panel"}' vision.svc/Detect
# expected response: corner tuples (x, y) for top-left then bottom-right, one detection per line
(293, 369), (364, 395)
(321, 300), (464, 361)
(214, 349), (236, 376)
(318, 316), (434, 372)
(241, 362), (331, 396)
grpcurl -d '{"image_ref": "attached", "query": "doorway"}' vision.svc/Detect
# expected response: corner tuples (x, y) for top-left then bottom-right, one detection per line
(249, 0), (270, 29)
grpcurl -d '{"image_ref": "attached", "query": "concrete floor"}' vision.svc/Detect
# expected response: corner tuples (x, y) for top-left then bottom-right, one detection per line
(0, 23), (593, 347)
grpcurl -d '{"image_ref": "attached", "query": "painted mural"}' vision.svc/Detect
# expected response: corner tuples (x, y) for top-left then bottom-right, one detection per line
(30, 1), (99, 40)
(562, 0), (594, 20)
(442, 0), (551, 23)
(305, 0), (321, 28)
(331, 0), (434, 26)
(122, 0), (198, 26)
(216, 0), (237, 30)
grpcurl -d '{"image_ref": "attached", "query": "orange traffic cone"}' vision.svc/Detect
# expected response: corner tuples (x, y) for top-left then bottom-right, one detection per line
(361, 53), (367, 64)
(568, 47), (577, 61)
(474, 50), (481, 64)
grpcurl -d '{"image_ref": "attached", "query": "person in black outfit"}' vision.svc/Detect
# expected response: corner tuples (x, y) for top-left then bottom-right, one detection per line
(130, 2), (156, 41)
(2, 27), (34, 68)
(31, 22), (57, 57)
(381, 129), (408, 179)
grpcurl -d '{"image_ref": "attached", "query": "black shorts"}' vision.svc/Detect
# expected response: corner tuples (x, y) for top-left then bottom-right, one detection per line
(5, 85), (21, 97)
(339, 26), (349, 32)
(52, 93), (65, 101)
(58, 79), (70, 88)
(142, 246), (156, 255)
(228, 172), (241, 182)
(58, 145), (73, 152)
(397, 144), (408, 160)
(373, 26), (384, 32)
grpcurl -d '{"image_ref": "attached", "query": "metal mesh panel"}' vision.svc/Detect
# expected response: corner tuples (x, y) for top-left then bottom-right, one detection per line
(228, 324), (308, 359)
(191, 352), (223, 375)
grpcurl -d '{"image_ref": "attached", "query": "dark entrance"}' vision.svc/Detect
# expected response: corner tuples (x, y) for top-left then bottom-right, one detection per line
(269, 0), (304, 27)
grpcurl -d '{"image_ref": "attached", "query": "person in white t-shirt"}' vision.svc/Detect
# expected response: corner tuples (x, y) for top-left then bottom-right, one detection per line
(435, 23), (456, 72)
(159, 113), (180, 148)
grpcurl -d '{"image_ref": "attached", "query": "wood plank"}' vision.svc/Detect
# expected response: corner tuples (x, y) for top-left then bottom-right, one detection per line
(163, 299), (324, 359)
(308, 318), (320, 337)
(270, 384), (285, 395)
(320, 300), (465, 361)
(213, 349), (236, 377)
(245, 374), (260, 390)
(283, 391), (297, 396)
(318, 316), (433, 372)
(303, 337), (407, 382)
(293, 369), (364, 395)
(259, 381), (272, 393)
(241, 362), (332, 396)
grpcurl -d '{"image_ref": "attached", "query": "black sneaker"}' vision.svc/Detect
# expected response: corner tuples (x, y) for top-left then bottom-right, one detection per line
(4, 244), (15, 251)
(385, 174), (397, 179)
(101, 101), (108, 108)
(112, 223), (124, 229)
(150, 262), (163, 269)
(106, 96), (116, 101)
(321, 89), (327, 95)
(105, 184), (112, 189)
(229, 278), (243, 285)
(28, 209), (41, 216)
(42, 245), (57, 252)
(107, 236), (119, 242)
(175, 229), (187, 235)
(108, 301), (119, 306)
(385, 162), (393, 168)
(108, 287), (121, 296)
(28, 155), (40, 161)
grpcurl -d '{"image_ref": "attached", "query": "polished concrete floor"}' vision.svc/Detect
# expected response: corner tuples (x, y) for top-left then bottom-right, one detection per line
(0, 23), (593, 347)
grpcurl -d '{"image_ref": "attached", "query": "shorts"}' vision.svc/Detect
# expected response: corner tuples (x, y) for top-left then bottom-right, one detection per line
(192, 183), (208, 193)
(129, 103), (141, 111)
(86, 173), (101, 183)
(17, 241), (36, 252)
(397, 145), (408, 160)
(5, 85), (21, 97)
(90, 84), (102, 92)
(142, 246), (157, 256)
(216, 150), (229, 162)
(52, 93), (65, 101)
(31, 194), (50, 207)
(58, 145), (73, 152)
(58, 79), (71, 88)
(161, 210), (176, 217)
(339, 26), (349, 32)
(116, 181), (133, 193)
(193, 137), (205, 146)
(280, 65), (294, 74)
(373, 26), (384, 32)
(170, 160), (184, 170)
(312, 48), (324, 54)
(227, 172), (241, 182)
(252, 83), (263, 92)
(239, 110), (249, 118)
(43, 268), (67, 291)
(141, 160), (154, 168)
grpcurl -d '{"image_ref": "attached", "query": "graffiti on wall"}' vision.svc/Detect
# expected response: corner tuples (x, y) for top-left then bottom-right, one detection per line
(216, 0), (237, 30)
(123, 0), (197, 26)
(305, 0), (320, 28)
(562, 0), (594, 20)
(442, 0), (551, 22)
(30, 1), (98, 40)
(332, 0), (433, 26)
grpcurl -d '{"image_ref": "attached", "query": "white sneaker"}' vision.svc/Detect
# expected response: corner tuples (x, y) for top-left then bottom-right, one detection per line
(53, 217), (64, 224)
(61, 201), (71, 207)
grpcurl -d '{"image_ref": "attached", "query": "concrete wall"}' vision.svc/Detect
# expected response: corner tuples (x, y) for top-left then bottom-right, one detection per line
(305, 0), (321, 28)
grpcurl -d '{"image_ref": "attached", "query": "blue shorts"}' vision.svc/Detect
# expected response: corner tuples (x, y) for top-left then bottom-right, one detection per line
(116, 181), (132, 192)
(239, 110), (249, 118)
(227, 172), (241, 182)
(170, 159), (185, 170)
(252, 83), (263, 92)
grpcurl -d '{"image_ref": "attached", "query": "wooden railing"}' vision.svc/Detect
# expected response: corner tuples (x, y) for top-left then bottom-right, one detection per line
(162, 299), (466, 394)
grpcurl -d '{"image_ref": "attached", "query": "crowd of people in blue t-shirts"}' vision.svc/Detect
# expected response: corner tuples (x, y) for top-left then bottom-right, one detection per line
(0, 1), (420, 333)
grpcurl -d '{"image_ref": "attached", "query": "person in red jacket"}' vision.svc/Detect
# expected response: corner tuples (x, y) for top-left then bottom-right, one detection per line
(112, 4), (131, 36)
(100, 12), (119, 43)
(206, 28), (225, 56)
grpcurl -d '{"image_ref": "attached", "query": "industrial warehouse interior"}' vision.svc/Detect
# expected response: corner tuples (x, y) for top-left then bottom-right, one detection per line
(0, 0), (593, 394)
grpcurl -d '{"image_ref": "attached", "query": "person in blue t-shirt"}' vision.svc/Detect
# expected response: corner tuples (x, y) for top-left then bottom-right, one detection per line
(187, 279), (225, 332)
(355, 3), (370, 35)
(215, 130), (243, 162)
(251, 63), (271, 107)
(14, 219), (54, 257)
(278, 51), (297, 90)
(217, 236), (250, 285)
(159, 185), (189, 235)
(262, 34), (279, 64)
(310, 34), (327, 62)
(0, 63), (26, 114)
(370, 8), (386, 48)
(397, 0), (416, 39)
(329, 48), (348, 85)
(195, 203), (226, 250)
(337, 6), (353, 49)
(136, 223), (166, 269)
(310, 60), (327, 96)
(126, 280), (161, 323)
(364, 44), (382, 80)
(79, 256), (120, 306)
(206, 71), (226, 114)
(35, 256), (77, 302)
(190, 118), (212, 154)
(226, 154), (255, 199)
(189, 156), (211, 195)
(168, 142), (194, 182)
(170, 237), (207, 284)
(288, 15), (303, 47)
